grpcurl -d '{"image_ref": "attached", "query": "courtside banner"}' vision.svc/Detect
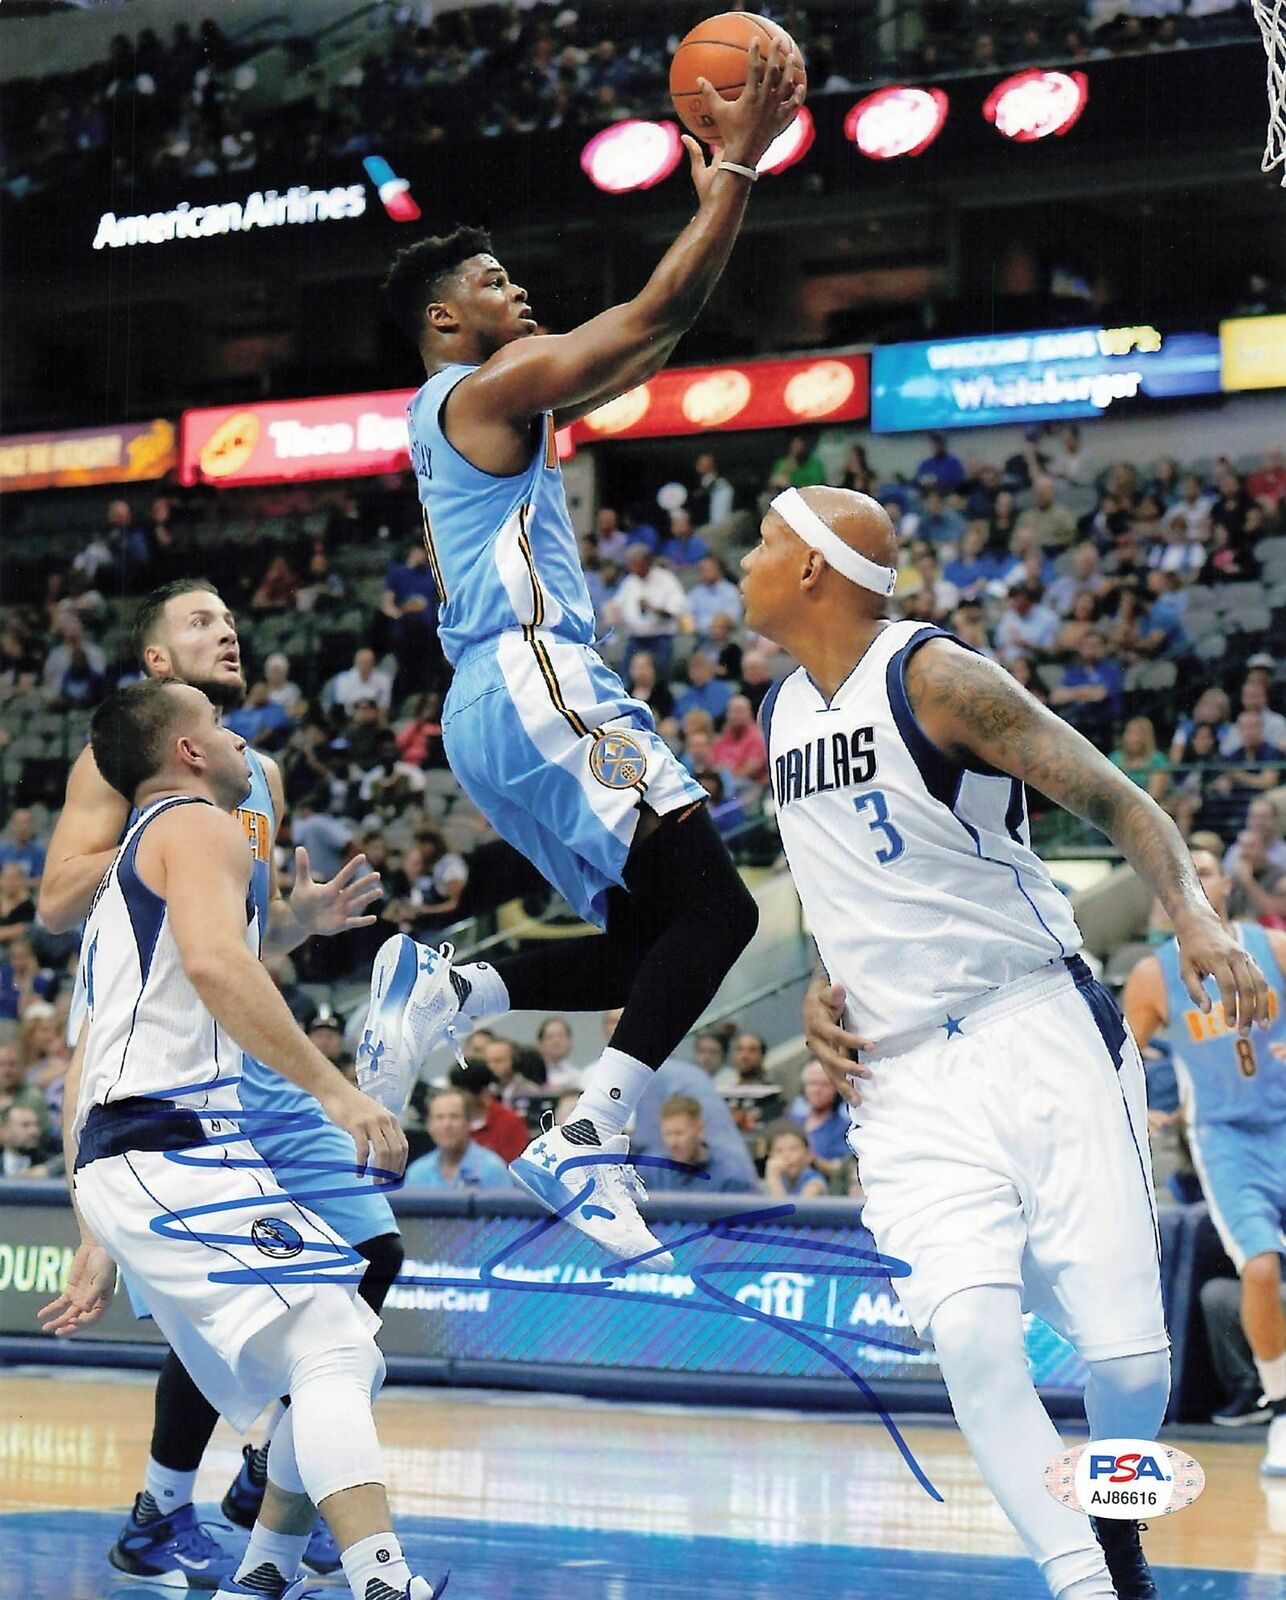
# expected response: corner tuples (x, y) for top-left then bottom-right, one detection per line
(180, 390), (574, 487)
(0, 418), (175, 493)
(570, 353), (869, 442)
(871, 326), (1220, 432)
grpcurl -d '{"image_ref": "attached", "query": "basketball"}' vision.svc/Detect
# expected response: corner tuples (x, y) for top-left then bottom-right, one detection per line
(669, 12), (807, 141)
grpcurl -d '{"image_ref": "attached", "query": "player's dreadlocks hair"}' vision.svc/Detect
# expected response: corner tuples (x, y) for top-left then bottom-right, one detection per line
(381, 226), (495, 346)
(90, 678), (188, 802)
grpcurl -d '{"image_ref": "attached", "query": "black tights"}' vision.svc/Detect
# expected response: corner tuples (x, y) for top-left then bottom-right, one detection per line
(150, 1230), (404, 1471)
(487, 803), (759, 1069)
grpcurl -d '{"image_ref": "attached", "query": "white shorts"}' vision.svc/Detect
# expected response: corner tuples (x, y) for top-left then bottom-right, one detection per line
(75, 1141), (379, 1432)
(846, 960), (1168, 1361)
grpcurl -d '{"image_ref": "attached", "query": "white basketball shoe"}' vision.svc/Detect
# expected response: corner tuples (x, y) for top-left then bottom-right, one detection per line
(1262, 1402), (1286, 1477)
(355, 935), (464, 1114)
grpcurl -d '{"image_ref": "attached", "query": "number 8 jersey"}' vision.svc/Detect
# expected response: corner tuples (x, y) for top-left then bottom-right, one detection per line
(761, 621), (1081, 1046)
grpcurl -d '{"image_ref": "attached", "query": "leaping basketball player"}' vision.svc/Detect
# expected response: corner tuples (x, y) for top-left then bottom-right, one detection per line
(743, 487), (1270, 1600)
(366, 41), (801, 1263)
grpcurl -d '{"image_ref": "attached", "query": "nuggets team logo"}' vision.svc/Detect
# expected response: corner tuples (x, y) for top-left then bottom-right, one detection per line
(589, 730), (646, 789)
(250, 1217), (304, 1260)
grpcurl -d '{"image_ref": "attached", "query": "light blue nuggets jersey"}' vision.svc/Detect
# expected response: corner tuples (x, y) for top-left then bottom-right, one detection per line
(1159, 922), (1286, 1126)
(762, 621), (1081, 1043)
(407, 363), (596, 665)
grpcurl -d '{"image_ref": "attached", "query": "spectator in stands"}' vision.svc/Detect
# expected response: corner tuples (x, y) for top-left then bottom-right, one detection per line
(295, 550), (346, 614)
(1017, 475), (1078, 550)
(674, 651), (735, 726)
(1111, 716), (1171, 802)
(225, 679), (292, 751)
(1, 1104), (60, 1179)
(739, 652), (774, 717)
(0, 810), (45, 882)
(1223, 677), (1286, 754)
(1211, 465), (1256, 547)
(1225, 828), (1286, 926)
(943, 523), (998, 601)
(483, 1036), (548, 1110)
(1147, 514), (1207, 579)
(646, 1094), (754, 1193)
(761, 1122), (827, 1200)
(359, 730), (429, 815)
(381, 541), (440, 690)
(1004, 656), (1047, 705)
(0, 936), (58, 1023)
(680, 725), (736, 797)
(1170, 687), (1232, 763)
(1248, 448), (1286, 509)
(712, 695), (768, 787)
(768, 434), (826, 492)
(338, 698), (387, 772)
(537, 1016), (580, 1091)
(950, 600), (996, 660)
(328, 646), (393, 716)
(41, 614), (106, 704)
(1047, 542), (1109, 617)
(263, 652), (304, 717)
(1170, 473), (1214, 538)
(307, 1014), (353, 1076)
(705, 612), (744, 684)
(1045, 625), (1123, 751)
(1217, 713), (1284, 815)
(0, 1042), (46, 1129)
(20, 1009), (69, 1126)
(687, 555), (744, 643)
(625, 650), (674, 723)
(0, 863), (35, 950)
(1202, 519), (1258, 585)
(792, 1060), (851, 1175)
(915, 431), (966, 492)
(395, 691), (445, 768)
(658, 508), (708, 569)
(1225, 797), (1286, 877)
(1047, 426), (1095, 487)
(989, 488), (1020, 551)
(385, 829), (467, 933)
(612, 544), (688, 678)
(1137, 570), (1190, 660)
(291, 789), (357, 882)
(448, 1060), (529, 1164)
(592, 507), (633, 563)
(715, 1031), (768, 1092)
(694, 770), (746, 836)
(51, 643), (107, 709)
(282, 721), (341, 807)
(1054, 592), (1104, 659)
(689, 451), (735, 529)
(995, 585), (1060, 664)
(913, 488), (966, 550)
(402, 1087), (509, 1189)
(251, 553), (300, 613)
(693, 1029), (727, 1076)
(906, 544), (959, 619)
(1172, 722), (1230, 838)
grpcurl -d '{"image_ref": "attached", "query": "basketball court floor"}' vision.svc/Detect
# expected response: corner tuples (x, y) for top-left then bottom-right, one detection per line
(0, 1369), (1280, 1599)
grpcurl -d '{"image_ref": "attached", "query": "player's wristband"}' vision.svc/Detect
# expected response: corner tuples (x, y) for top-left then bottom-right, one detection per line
(716, 160), (759, 182)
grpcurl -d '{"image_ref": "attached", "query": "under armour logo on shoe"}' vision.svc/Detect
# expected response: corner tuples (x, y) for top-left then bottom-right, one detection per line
(361, 1033), (385, 1064)
(537, 1147), (559, 1171)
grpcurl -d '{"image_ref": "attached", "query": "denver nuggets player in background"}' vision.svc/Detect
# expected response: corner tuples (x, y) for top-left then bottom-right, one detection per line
(45, 679), (443, 1600)
(369, 41), (801, 1262)
(1124, 849), (1286, 1476)
(38, 579), (396, 1586)
(744, 487), (1271, 1600)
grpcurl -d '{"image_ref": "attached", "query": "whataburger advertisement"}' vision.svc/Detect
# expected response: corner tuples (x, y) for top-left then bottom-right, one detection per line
(0, 418), (175, 493)
(571, 353), (869, 441)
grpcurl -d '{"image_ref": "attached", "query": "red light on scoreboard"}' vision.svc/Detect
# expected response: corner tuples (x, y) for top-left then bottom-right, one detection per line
(580, 120), (683, 193)
(843, 87), (949, 160)
(756, 105), (815, 174)
(983, 70), (1089, 142)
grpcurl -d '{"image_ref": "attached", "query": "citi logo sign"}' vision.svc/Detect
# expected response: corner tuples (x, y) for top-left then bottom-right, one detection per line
(1045, 1438), (1205, 1519)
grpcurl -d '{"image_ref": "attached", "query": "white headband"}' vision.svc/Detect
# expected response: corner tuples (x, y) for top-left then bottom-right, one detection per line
(770, 487), (897, 597)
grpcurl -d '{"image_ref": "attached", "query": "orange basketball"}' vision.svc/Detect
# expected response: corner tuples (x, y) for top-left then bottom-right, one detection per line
(669, 12), (807, 142)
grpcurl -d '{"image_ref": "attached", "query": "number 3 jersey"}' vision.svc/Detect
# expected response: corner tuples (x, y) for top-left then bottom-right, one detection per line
(762, 621), (1080, 1045)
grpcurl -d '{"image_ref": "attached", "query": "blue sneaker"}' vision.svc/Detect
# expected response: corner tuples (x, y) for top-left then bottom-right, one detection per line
(108, 1496), (241, 1589)
(356, 935), (464, 1114)
(220, 1443), (267, 1530)
(301, 1514), (341, 1575)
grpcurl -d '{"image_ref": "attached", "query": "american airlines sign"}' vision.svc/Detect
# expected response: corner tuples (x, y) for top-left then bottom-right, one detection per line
(91, 183), (367, 249)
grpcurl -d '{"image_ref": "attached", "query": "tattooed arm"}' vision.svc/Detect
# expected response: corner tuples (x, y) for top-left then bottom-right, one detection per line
(905, 637), (1272, 1034)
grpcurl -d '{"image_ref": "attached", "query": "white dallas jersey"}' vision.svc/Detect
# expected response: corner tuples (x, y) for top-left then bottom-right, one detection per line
(763, 621), (1081, 1044)
(75, 795), (257, 1136)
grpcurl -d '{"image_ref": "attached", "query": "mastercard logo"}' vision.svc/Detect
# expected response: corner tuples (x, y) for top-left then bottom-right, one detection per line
(584, 385), (651, 435)
(784, 361), (857, 420)
(681, 370), (751, 429)
(198, 410), (261, 479)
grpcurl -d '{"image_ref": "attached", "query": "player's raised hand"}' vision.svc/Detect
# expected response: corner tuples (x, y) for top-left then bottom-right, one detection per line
(290, 846), (383, 938)
(693, 37), (804, 170)
(1174, 905), (1272, 1037)
(38, 1242), (117, 1337)
(802, 976), (873, 1106)
(681, 134), (724, 204)
(324, 1081), (408, 1181)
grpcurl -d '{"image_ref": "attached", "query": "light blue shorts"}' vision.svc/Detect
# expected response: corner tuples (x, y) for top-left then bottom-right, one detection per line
(1189, 1117), (1286, 1270)
(443, 630), (705, 927)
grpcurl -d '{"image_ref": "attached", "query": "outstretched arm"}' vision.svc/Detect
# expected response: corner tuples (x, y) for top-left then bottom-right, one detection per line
(457, 41), (802, 430)
(905, 638), (1272, 1033)
(37, 746), (131, 932)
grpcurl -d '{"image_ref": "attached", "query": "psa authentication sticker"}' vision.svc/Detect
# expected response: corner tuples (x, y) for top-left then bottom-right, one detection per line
(589, 730), (646, 789)
(1045, 1439), (1205, 1518)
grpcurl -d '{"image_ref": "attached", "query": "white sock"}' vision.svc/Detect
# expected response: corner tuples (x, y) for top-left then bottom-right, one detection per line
(235, 1524), (309, 1596)
(571, 1047), (653, 1137)
(454, 960), (509, 1020)
(1256, 1352), (1286, 1403)
(340, 1529), (412, 1600)
(141, 1456), (197, 1516)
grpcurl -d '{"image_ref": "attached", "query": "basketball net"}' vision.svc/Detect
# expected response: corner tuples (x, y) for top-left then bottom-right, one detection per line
(1253, 0), (1286, 181)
